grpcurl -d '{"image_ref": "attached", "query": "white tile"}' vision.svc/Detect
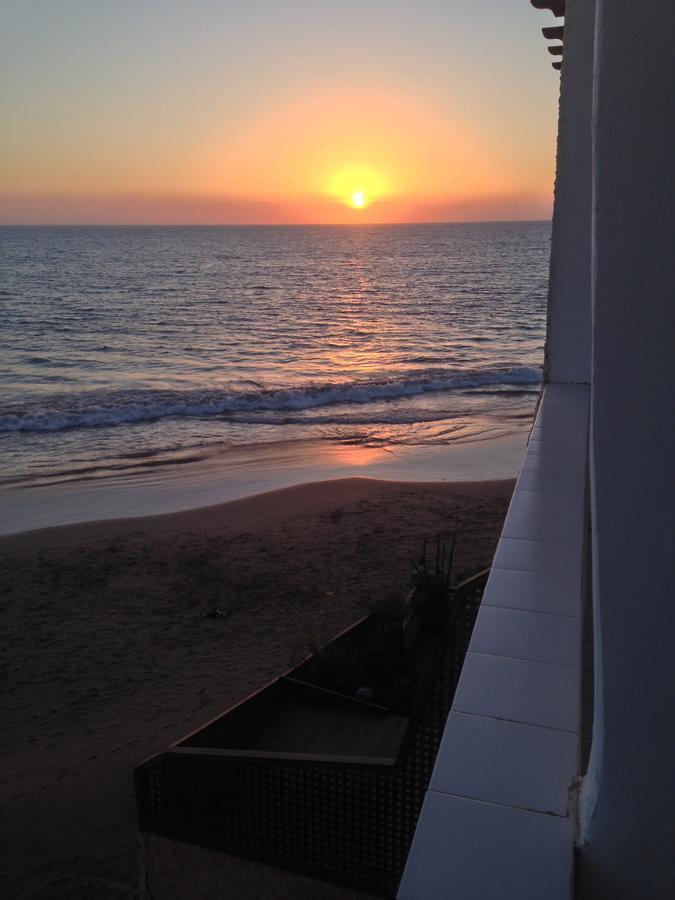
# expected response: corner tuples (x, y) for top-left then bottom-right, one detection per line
(508, 488), (584, 519)
(453, 652), (580, 732)
(502, 510), (585, 546)
(430, 712), (577, 816)
(530, 423), (588, 445)
(483, 567), (582, 617)
(398, 792), (574, 900)
(532, 407), (588, 427)
(492, 537), (582, 575)
(527, 438), (588, 460)
(470, 605), (581, 667)
(542, 384), (590, 406)
(535, 403), (589, 426)
(533, 420), (587, 443)
(525, 436), (587, 458)
(546, 381), (589, 393)
(540, 398), (589, 412)
(541, 396), (589, 411)
(542, 384), (590, 407)
(521, 453), (587, 476)
(517, 469), (586, 497)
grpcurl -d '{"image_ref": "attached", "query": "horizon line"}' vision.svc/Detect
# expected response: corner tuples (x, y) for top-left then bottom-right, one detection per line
(0, 218), (552, 228)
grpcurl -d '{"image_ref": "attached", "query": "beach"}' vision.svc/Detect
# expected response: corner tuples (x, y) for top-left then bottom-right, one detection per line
(0, 476), (513, 899)
(2, 216), (543, 898)
(1, 221), (547, 538)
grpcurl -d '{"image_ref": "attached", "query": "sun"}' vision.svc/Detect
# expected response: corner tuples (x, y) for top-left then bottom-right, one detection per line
(328, 167), (388, 209)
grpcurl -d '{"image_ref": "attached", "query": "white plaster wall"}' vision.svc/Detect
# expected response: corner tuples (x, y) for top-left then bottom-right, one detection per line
(580, 2), (675, 897)
(544, 0), (594, 384)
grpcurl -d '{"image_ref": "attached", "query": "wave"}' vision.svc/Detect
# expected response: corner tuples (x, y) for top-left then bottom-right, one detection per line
(0, 366), (541, 433)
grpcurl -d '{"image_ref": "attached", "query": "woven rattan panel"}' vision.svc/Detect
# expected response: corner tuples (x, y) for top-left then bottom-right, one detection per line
(136, 575), (487, 896)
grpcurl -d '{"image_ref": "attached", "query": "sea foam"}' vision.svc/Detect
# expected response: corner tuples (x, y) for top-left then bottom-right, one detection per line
(0, 366), (541, 433)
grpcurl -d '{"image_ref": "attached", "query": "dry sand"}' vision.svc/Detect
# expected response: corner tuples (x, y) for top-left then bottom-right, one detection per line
(0, 476), (513, 899)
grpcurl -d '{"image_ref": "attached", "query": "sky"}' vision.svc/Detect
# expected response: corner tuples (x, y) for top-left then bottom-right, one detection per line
(0, 1), (561, 225)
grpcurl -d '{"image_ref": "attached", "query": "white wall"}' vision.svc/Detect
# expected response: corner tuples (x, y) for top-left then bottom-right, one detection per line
(580, 2), (675, 897)
(544, 0), (594, 385)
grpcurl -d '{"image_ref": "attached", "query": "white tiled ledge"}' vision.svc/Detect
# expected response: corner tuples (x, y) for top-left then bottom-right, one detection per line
(399, 383), (589, 900)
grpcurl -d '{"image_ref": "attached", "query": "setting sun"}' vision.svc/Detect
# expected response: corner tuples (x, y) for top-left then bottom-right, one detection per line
(328, 167), (389, 211)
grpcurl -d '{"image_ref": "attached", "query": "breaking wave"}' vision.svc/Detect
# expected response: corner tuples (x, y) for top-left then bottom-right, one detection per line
(0, 366), (541, 434)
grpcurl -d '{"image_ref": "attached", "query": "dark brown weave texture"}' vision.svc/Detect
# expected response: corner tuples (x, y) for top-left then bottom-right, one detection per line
(135, 572), (487, 897)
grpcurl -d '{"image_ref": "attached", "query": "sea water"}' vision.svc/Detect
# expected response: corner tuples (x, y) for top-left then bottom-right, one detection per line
(0, 222), (549, 531)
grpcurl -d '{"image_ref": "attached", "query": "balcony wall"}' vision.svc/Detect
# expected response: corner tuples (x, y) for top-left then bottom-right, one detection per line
(398, 384), (589, 899)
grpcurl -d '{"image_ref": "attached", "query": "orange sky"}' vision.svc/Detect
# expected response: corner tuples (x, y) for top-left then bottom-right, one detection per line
(0, 2), (559, 224)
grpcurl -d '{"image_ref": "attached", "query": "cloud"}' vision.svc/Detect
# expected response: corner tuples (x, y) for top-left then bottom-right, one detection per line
(0, 190), (551, 225)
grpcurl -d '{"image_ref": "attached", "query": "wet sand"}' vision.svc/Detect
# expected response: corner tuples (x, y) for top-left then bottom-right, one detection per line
(0, 476), (514, 899)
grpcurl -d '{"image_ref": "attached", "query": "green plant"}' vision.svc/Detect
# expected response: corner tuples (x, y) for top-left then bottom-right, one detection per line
(75, 864), (95, 900)
(370, 591), (408, 626)
(411, 531), (457, 625)
(305, 625), (332, 657)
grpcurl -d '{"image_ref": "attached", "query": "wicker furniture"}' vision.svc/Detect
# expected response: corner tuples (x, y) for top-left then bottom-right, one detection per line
(135, 571), (487, 897)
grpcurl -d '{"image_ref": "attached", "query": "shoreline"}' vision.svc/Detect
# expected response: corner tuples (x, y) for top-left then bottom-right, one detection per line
(0, 475), (514, 549)
(1, 430), (528, 537)
(1, 476), (514, 899)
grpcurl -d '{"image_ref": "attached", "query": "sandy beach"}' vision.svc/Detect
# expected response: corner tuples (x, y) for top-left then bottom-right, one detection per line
(0, 476), (513, 899)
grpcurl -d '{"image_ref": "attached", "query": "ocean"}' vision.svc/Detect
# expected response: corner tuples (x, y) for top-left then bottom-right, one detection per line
(0, 222), (549, 532)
